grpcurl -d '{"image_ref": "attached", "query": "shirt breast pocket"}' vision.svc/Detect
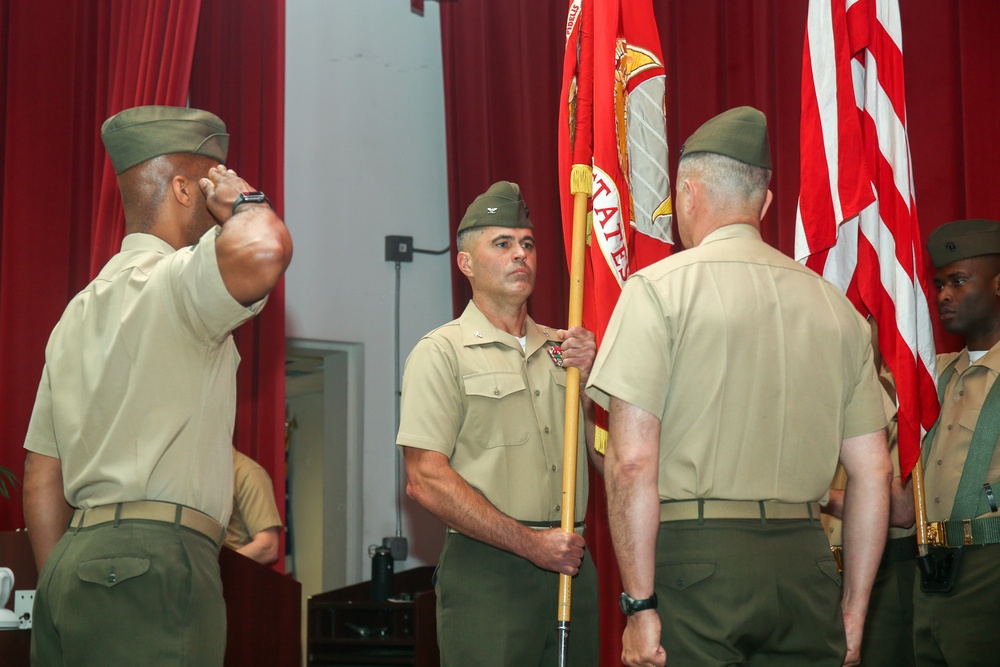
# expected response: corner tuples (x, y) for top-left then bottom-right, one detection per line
(958, 409), (980, 434)
(463, 371), (531, 448)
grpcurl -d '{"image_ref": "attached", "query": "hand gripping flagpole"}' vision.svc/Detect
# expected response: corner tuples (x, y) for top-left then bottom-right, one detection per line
(557, 164), (592, 667)
(911, 452), (931, 557)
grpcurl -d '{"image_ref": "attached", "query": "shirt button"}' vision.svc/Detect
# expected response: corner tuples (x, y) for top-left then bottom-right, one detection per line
(544, 426), (550, 434)
(555, 504), (561, 512)
(108, 573), (117, 584)
(935, 497), (941, 503)
(959, 390), (965, 396)
(947, 424), (953, 430)
(937, 459), (943, 466)
(552, 465), (557, 472)
(534, 389), (541, 396)
(494, 388), (500, 396)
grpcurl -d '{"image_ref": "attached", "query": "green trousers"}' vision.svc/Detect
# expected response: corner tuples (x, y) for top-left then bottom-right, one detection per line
(31, 519), (226, 666)
(913, 543), (1000, 666)
(434, 531), (599, 667)
(655, 518), (845, 666)
(858, 558), (916, 666)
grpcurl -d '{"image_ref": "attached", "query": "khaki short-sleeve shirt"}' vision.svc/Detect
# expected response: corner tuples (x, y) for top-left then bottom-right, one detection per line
(587, 224), (886, 504)
(923, 345), (1000, 522)
(24, 228), (265, 524)
(396, 302), (588, 523)
(225, 449), (283, 549)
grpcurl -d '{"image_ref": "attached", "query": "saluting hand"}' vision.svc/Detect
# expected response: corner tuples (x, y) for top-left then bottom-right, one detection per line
(199, 165), (255, 224)
(556, 326), (597, 384)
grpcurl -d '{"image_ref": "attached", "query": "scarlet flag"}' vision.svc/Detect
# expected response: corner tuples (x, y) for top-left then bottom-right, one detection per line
(558, 0), (673, 449)
(558, 1), (672, 663)
(795, 0), (938, 479)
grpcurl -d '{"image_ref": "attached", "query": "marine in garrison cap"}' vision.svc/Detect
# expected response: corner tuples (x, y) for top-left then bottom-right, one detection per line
(680, 105), (772, 169)
(23, 105), (290, 666)
(588, 104), (890, 666)
(457, 180), (533, 234)
(101, 105), (229, 174)
(397, 174), (602, 665)
(927, 218), (1000, 268)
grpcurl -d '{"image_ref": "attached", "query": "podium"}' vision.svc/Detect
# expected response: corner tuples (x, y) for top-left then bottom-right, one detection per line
(0, 530), (301, 666)
(307, 566), (439, 666)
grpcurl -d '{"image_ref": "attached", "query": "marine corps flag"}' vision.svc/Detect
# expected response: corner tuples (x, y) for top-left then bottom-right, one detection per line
(558, 0), (673, 449)
(557, 0), (672, 663)
(795, 0), (938, 480)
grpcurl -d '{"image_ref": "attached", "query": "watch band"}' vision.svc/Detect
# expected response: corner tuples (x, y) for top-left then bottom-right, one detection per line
(619, 591), (658, 616)
(231, 191), (272, 215)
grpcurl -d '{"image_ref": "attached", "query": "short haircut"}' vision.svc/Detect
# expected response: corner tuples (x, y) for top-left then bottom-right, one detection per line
(456, 227), (484, 253)
(678, 152), (771, 217)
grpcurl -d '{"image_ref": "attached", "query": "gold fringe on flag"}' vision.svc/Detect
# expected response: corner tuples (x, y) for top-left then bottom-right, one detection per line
(594, 424), (608, 456)
(570, 164), (592, 196)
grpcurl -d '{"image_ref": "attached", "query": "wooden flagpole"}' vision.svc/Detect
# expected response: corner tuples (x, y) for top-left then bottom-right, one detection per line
(557, 167), (591, 666)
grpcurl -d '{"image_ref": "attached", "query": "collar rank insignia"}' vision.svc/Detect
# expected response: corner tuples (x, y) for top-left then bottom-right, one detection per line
(487, 207), (498, 214)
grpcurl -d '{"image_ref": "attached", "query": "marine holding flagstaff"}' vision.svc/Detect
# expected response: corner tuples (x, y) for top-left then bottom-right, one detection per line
(906, 219), (1000, 665)
(396, 181), (602, 666)
(586, 106), (893, 667)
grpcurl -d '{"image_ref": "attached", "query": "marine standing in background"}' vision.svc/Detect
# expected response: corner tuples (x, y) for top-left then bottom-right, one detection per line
(225, 448), (284, 566)
(908, 219), (1000, 666)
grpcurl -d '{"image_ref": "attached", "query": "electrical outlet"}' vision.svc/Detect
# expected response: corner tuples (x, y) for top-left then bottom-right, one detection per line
(15, 590), (34, 629)
(385, 235), (414, 263)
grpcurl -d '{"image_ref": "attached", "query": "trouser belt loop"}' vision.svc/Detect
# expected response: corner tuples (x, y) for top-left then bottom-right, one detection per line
(758, 501), (767, 527)
(807, 501), (816, 525)
(113, 502), (123, 528)
(697, 499), (706, 525)
(173, 504), (184, 531)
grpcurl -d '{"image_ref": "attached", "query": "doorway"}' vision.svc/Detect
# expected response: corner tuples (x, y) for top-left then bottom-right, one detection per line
(285, 339), (364, 609)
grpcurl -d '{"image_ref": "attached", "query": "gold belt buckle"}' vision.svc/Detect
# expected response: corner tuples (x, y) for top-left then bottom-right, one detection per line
(927, 521), (947, 548)
(830, 545), (843, 573)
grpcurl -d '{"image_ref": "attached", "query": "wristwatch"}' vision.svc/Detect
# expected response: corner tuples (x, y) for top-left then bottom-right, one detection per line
(619, 591), (657, 616)
(232, 191), (273, 215)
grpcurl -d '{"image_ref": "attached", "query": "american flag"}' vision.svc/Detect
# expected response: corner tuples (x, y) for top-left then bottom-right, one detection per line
(795, 0), (938, 479)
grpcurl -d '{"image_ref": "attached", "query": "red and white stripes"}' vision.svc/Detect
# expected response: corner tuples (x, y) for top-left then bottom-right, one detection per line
(795, 0), (938, 478)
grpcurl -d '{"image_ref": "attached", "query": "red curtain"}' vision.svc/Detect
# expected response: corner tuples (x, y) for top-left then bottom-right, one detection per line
(0, 0), (288, 573)
(189, 0), (289, 571)
(440, 1), (1000, 664)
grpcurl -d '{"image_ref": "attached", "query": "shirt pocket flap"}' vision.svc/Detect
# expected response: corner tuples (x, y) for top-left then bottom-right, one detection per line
(464, 371), (526, 399)
(660, 562), (716, 592)
(78, 557), (150, 588)
(959, 408), (980, 433)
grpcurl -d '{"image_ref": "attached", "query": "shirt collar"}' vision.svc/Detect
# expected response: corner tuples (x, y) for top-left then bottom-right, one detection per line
(964, 340), (1000, 374)
(699, 223), (762, 246)
(457, 301), (560, 355)
(120, 232), (178, 255)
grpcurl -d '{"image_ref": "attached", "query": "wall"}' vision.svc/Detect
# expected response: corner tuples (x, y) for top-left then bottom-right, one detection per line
(284, 0), (451, 581)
